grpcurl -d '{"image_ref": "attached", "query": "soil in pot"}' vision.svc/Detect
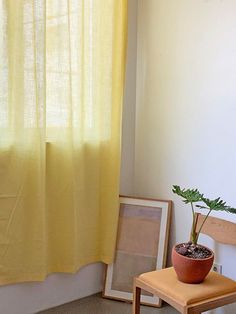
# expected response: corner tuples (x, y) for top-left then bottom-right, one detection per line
(172, 242), (214, 284)
(176, 241), (212, 259)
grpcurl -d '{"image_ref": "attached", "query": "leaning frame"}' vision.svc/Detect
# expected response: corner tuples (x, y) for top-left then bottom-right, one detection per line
(103, 195), (172, 307)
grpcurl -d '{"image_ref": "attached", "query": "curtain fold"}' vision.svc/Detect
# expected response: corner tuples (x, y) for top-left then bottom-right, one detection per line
(0, 0), (127, 285)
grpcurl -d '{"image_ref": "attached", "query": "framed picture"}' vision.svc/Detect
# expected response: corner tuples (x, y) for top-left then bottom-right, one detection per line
(103, 195), (171, 307)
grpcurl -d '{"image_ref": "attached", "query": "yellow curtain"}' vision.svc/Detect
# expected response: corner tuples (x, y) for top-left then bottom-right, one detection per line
(0, 0), (127, 285)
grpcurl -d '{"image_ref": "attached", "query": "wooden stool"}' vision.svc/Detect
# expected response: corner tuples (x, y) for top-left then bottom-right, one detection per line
(133, 215), (236, 314)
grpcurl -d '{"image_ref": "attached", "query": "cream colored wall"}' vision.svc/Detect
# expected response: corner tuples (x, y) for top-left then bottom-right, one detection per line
(0, 1), (137, 313)
(135, 1), (236, 313)
(0, 264), (104, 314)
(120, 0), (137, 195)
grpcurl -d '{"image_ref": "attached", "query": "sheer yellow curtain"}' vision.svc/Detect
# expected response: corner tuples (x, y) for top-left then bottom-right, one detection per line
(0, 0), (127, 285)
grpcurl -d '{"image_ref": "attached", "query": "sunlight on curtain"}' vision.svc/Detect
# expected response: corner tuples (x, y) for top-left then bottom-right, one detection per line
(0, 0), (127, 285)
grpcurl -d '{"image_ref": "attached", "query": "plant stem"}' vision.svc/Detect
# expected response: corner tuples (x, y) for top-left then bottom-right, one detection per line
(195, 208), (212, 243)
(190, 202), (197, 244)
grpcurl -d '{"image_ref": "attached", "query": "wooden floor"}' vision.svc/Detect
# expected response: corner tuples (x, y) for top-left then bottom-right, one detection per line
(38, 293), (178, 314)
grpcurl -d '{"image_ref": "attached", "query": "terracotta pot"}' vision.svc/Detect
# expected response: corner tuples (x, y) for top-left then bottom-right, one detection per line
(172, 243), (214, 284)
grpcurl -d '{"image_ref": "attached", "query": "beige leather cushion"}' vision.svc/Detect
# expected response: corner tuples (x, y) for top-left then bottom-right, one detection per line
(139, 267), (236, 306)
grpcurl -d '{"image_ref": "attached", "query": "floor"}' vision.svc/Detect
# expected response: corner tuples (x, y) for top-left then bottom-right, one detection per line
(38, 293), (178, 314)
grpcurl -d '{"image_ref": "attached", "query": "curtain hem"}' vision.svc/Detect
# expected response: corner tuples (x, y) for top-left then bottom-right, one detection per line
(0, 254), (114, 286)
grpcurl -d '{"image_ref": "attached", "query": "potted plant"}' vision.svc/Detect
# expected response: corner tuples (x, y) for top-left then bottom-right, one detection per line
(172, 185), (236, 284)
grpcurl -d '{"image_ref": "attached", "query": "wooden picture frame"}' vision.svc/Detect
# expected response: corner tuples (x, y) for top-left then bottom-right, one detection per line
(103, 195), (172, 307)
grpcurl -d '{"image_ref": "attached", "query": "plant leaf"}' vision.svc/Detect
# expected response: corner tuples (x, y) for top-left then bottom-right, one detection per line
(200, 196), (236, 214)
(172, 185), (203, 204)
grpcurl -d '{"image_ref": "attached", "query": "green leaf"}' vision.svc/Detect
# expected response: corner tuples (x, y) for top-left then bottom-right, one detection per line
(198, 196), (236, 214)
(172, 185), (203, 204)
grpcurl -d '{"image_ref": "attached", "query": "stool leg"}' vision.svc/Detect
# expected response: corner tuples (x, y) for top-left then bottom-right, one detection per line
(133, 281), (141, 314)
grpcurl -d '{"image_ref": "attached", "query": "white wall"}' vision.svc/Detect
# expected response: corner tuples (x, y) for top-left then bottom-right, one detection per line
(0, 264), (104, 314)
(0, 1), (137, 313)
(120, 0), (137, 196)
(135, 1), (236, 313)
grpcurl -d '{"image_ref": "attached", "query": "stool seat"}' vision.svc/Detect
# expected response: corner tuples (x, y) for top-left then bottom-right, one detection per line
(139, 267), (236, 306)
